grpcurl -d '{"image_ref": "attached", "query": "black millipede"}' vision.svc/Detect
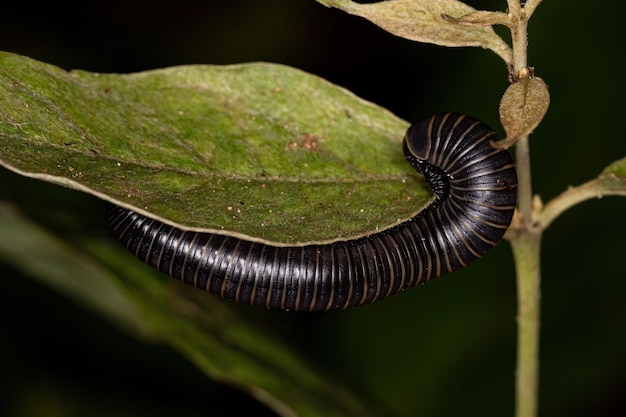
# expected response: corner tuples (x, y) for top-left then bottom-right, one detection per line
(106, 113), (517, 311)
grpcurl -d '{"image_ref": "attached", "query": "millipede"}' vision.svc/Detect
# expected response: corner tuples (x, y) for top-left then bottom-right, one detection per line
(106, 113), (518, 311)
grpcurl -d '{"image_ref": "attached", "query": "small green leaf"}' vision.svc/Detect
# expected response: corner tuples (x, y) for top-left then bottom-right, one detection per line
(595, 156), (626, 199)
(498, 76), (550, 144)
(316, 0), (512, 65)
(0, 51), (429, 243)
(0, 203), (386, 417)
(601, 156), (626, 178)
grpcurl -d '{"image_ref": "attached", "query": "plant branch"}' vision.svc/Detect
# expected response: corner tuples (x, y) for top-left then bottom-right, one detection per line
(510, 230), (541, 417)
(505, 2), (542, 417)
(524, 0), (544, 18)
(511, 129), (540, 417)
(507, 0), (522, 16)
(540, 176), (626, 230)
(514, 135), (534, 225)
(508, 1), (529, 78)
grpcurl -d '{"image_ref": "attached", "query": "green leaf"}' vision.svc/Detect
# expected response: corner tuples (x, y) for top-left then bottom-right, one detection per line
(0, 203), (386, 417)
(0, 51), (429, 243)
(316, 0), (512, 65)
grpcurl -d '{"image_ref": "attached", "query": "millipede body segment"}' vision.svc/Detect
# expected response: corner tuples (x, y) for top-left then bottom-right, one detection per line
(106, 113), (518, 311)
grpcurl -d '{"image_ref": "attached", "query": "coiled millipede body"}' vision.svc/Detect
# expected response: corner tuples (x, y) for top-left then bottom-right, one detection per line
(106, 113), (517, 311)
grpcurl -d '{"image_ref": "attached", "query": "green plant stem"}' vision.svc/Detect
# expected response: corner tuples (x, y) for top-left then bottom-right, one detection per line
(510, 139), (541, 417)
(508, 1), (529, 79)
(510, 132), (541, 417)
(511, 229), (541, 417)
(515, 136), (533, 223)
(506, 2), (541, 416)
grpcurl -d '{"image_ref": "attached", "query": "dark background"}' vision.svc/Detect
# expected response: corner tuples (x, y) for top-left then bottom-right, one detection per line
(1, 1), (625, 416)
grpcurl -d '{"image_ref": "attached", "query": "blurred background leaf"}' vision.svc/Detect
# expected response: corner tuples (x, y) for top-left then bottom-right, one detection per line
(0, 202), (385, 417)
(1, 1), (625, 417)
